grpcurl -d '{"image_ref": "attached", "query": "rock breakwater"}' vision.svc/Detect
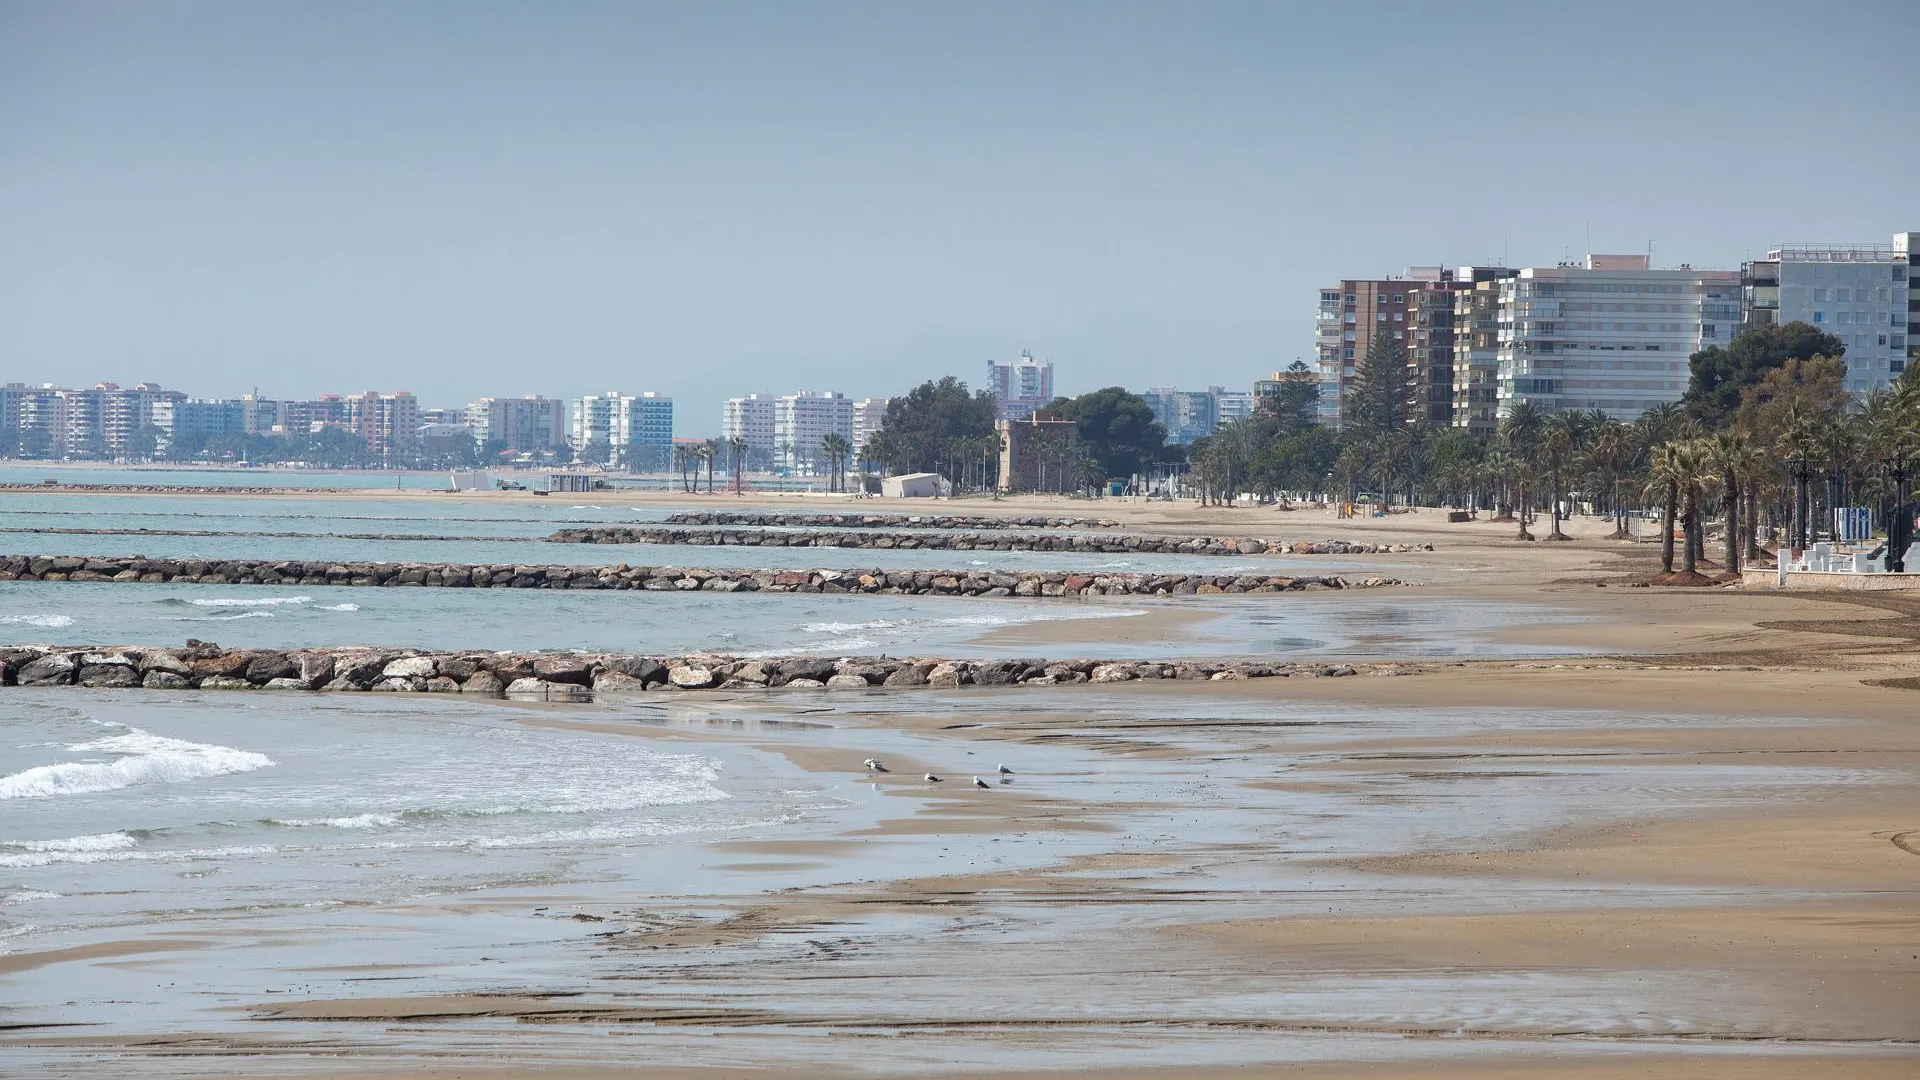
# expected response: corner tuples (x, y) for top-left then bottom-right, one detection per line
(0, 641), (1375, 696)
(663, 512), (1120, 530)
(0, 555), (1415, 596)
(550, 526), (1430, 557)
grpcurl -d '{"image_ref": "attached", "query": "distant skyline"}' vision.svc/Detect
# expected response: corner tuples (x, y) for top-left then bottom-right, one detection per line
(4, 1), (1917, 435)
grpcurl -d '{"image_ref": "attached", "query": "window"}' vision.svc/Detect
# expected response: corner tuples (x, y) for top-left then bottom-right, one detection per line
(1814, 311), (1824, 323)
(1836, 311), (1851, 325)
(1813, 288), (1828, 301)
(1392, 312), (1404, 321)
(1878, 335), (1888, 346)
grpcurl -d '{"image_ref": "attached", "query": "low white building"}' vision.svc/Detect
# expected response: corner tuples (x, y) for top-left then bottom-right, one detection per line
(881, 471), (945, 498)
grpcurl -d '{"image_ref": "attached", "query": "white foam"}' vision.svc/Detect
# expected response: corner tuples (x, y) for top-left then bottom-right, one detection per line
(267, 813), (399, 829)
(186, 596), (313, 607)
(318, 603), (359, 612)
(3, 831), (138, 854)
(0, 613), (75, 628)
(0, 843), (275, 869)
(0, 727), (274, 800)
(2, 890), (59, 905)
(192, 610), (274, 621)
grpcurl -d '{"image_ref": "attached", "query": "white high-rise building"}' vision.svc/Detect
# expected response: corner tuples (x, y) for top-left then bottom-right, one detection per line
(1495, 255), (1741, 420)
(772, 390), (853, 474)
(466, 396), (568, 455)
(850, 397), (889, 459)
(986, 351), (1054, 420)
(570, 391), (673, 469)
(1742, 233), (1914, 397)
(722, 394), (778, 469)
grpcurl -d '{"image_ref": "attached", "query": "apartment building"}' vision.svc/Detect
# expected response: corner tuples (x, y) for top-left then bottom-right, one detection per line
(571, 391), (674, 469)
(722, 394), (778, 468)
(1451, 280), (1505, 433)
(1314, 276), (1427, 427)
(345, 391), (421, 462)
(850, 397), (890, 459)
(772, 390), (853, 473)
(1742, 232), (1914, 396)
(986, 351), (1054, 420)
(465, 396), (567, 455)
(1495, 255), (1740, 420)
(152, 398), (247, 451)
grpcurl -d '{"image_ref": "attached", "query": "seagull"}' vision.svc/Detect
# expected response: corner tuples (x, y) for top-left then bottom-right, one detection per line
(924, 773), (942, 783)
(972, 776), (990, 789)
(863, 758), (889, 773)
(996, 764), (1014, 775)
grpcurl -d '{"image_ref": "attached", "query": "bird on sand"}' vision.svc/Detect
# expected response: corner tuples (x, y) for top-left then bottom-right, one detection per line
(973, 776), (990, 789)
(924, 773), (942, 783)
(863, 759), (889, 772)
(997, 764), (1014, 775)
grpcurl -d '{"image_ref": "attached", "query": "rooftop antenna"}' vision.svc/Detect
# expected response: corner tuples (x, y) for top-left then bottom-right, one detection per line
(1585, 219), (1591, 257)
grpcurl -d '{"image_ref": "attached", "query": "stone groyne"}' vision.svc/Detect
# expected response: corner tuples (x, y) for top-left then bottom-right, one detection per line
(662, 512), (1122, 530)
(550, 526), (1431, 557)
(0, 555), (1413, 596)
(0, 642), (1371, 695)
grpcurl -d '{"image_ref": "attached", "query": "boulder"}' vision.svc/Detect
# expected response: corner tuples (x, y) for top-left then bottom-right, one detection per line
(667, 665), (718, 689)
(371, 676), (425, 692)
(142, 670), (191, 690)
(825, 674), (871, 690)
(1090, 663), (1134, 683)
(605, 657), (667, 684)
(17, 654), (77, 686)
(382, 656), (438, 679)
(78, 663), (142, 688)
(728, 661), (773, 685)
(925, 662), (965, 688)
(460, 670), (505, 695)
(293, 651), (336, 689)
(503, 677), (551, 697)
(263, 677), (308, 690)
(320, 676), (364, 692)
(781, 677), (826, 690)
(882, 666), (928, 687)
(189, 652), (254, 678)
(591, 671), (650, 692)
(138, 651), (192, 677)
(334, 652), (395, 686)
(199, 675), (255, 690)
(532, 655), (595, 685)
(245, 653), (297, 676)
(778, 658), (837, 682)
(425, 676), (461, 693)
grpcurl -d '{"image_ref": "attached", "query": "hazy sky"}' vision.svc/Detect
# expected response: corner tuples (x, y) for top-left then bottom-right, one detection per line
(4, 1), (1917, 433)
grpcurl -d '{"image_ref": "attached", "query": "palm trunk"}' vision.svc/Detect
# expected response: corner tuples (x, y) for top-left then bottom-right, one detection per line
(1660, 483), (1677, 574)
(1516, 481), (1534, 541)
(1744, 489), (1761, 562)
(1681, 490), (1699, 576)
(1723, 475), (1740, 575)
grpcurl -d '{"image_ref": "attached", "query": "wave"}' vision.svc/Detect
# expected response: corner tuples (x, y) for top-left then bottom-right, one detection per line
(317, 603), (359, 612)
(2, 831), (139, 854)
(0, 613), (75, 628)
(2, 889), (60, 905)
(0, 727), (274, 800)
(265, 813), (400, 829)
(180, 610), (276, 621)
(183, 596), (313, 608)
(0, 843), (275, 869)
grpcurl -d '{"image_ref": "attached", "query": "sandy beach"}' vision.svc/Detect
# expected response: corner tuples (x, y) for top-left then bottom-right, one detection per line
(2, 491), (1917, 1078)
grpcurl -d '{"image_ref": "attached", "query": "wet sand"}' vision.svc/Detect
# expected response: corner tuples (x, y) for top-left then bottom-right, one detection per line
(4, 504), (1918, 1077)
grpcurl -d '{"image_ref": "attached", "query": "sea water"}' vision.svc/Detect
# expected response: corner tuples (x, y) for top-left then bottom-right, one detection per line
(0, 692), (823, 958)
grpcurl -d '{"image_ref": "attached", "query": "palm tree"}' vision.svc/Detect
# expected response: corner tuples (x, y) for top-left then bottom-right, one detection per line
(820, 432), (850, 493)
(1500, 401), (1547, 540)
(1540, 412), (1588, 541)
(1707, 430), (1752, 575)
(1586, 420), (1637, 539)
(728, 435), (748, 494)
(1643, 442), (1685, 575)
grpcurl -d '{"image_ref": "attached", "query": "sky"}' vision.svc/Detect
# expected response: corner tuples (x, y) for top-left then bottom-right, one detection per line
(3, 1), (1917, 435)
